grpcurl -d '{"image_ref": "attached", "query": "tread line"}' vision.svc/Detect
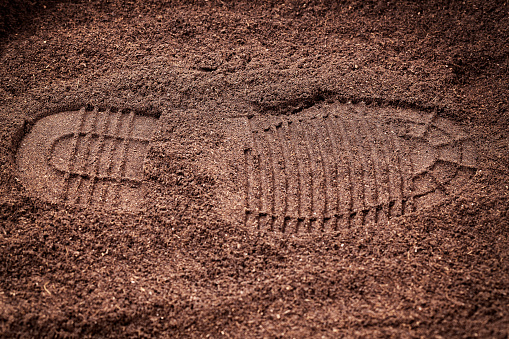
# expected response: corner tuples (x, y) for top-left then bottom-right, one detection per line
(368, 116), (404, 218)
(359, 114), (391, 224)
(323, 116), (342, 230)
(364, 115), (398, 222)
(328, 113), (355, 226)
(288, 120), (309, 232)
(84, 109), (111, 204)
(265, 130), (277, 222)
(302, 120), (318, 231)
(275, 122), (292, 232)
(384, 126), (406, 216)
(265, 126), (282, 230)
(250, 129), (265, 215)
(241, 126), (250, 221)
(100, 110), (122, 203)
(349, 110), (378, 216)
(244, 117), (260, 228)
(388, 124), (415, 213)
(312, 117), (332, 231)
(74, 107), (99, 204)
(252, 126), (272, 222)
(343, 115), (367, 224)
(114, 110), (136, 207)
(336, 113), (365, 216)
(357, 114), (381, 205)
(242, 137), (251, 225)
(61, 107), (87, 201)
(257, 126), (275, 230)
(285, 120), (303, 233)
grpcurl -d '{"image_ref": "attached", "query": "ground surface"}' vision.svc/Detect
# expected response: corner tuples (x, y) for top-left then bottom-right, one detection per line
(0, 0), (508, 338)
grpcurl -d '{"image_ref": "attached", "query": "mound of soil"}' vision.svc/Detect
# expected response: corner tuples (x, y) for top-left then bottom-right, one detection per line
(1, 1), (508, 337)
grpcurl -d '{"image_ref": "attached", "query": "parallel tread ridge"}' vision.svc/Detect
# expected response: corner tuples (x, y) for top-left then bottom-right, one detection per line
(330, 113), (356, 224)
(250, 126), (267, 216)
(287, 120), (307, 233)
(242, 120), (251, 226)
(302, 120), (318, 231)
(100, 110), (122, 203)
(266, 126), (281, 231)
(61, 107), (87, 201)
(311, 117), (331, 231)
(74, 107), (99, 205)
(390, 119), (416, 213)
(361, 114), (392, 222)
(114, 110), (136, 207)
(275, 122), (292, 233)
(282, 120), (300, 233)
(351, 109), (379, 213)
(85, 108), (111, 204)
(369, 116), (405, 217)
(249, 120), (264, 229)
(323, 115), (344, 230)
(352, 109), (380, 225)
(266, 131), (277, 221)
(255, 125), (275, 230)
(243, 117), (257, 227)
(341, 114), (367, 225)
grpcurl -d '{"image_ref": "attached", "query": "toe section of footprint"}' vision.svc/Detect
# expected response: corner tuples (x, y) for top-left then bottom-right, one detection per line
(220, 102), (478, 234)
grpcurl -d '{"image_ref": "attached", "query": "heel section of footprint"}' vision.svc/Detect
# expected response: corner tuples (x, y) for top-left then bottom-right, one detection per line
(16, 107), (159, 211)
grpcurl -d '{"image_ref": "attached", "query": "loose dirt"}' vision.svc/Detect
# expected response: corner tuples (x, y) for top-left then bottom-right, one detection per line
(1, 1), (508, 338)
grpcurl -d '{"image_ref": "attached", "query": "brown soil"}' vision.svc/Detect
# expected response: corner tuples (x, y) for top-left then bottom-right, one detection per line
(1, 1), (508, 338)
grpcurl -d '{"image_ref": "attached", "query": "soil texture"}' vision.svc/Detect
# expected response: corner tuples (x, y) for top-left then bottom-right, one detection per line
(1, 1), (508, 338)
